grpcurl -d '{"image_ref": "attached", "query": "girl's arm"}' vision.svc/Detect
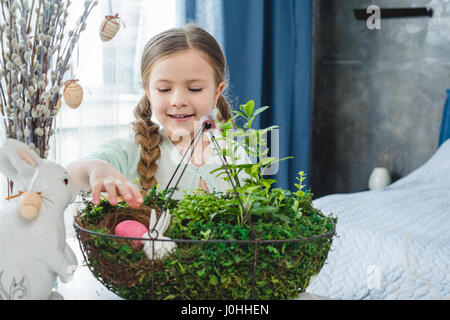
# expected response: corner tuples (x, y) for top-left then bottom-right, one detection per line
(66, 159), (143, 208)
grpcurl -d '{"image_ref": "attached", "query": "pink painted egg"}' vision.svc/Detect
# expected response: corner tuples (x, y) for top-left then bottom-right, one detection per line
(114, 220), (148, 248)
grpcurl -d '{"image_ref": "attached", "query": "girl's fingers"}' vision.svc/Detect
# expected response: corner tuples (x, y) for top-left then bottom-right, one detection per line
(116, 181), (132, 202)
(126, 182), (144, 208)
(89, 162), (143, 208)
(104, 180), (117, 205)
(91, 182), (103, 205)
(115, 181), (141, 208)
(129, 183), (143, 202)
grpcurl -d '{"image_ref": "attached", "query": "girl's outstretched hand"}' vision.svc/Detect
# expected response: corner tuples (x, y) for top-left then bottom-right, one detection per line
(88, 161), (143, 209)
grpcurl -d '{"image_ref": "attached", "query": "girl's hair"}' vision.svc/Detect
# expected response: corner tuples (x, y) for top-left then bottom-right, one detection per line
(133, 23), (233, 191)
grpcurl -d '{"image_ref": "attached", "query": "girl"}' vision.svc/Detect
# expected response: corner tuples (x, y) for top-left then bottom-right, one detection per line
(67, 23), (249, 209)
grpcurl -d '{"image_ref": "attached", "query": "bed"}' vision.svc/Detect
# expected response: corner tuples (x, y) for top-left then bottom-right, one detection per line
(306, 122), (450, 299)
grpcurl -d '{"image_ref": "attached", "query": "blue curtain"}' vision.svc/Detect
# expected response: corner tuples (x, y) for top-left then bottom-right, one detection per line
(439, 89), (450, 147)
(176, 0), (224, 46)
(179, 0), (313, 191)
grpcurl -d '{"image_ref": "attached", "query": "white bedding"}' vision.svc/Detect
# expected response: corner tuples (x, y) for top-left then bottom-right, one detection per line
(307, 140), (450, 300)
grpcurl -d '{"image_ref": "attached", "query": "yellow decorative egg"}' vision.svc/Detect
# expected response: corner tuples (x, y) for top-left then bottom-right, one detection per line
(99, 14), (122, 42)
(63, 80), (83, 109)
(18, 191), (42, 220)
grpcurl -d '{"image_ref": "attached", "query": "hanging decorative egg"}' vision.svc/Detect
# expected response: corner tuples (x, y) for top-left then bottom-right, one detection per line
(99, 13), (125, 42)
(63, 79), (83, 109)
(18, 191), (42, 220)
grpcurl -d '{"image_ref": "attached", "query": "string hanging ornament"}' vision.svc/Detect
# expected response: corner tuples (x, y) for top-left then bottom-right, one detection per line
(99, 13), (125, 42)
(99, 0), (125, 41)
(63, 79), (83, 109)
(63, 43), (84, 109)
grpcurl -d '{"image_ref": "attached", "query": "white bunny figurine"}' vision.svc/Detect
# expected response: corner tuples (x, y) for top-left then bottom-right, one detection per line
(0, 139), (77, 300)
(142, 209), (177, 260)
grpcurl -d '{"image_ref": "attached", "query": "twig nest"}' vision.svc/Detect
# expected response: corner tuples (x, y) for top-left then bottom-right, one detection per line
(63, 79), (83, 109)
(99, 13), (124, 42)
(18, 191), (42, 220)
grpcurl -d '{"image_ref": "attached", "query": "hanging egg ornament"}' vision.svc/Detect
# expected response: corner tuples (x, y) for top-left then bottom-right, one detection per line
(63, 79), (83, 109)
(18, 191), (42, 220)
(99, 13), (125, 42)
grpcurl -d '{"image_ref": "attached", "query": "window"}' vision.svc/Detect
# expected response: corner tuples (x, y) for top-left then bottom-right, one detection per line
(56, 0), (176, 166)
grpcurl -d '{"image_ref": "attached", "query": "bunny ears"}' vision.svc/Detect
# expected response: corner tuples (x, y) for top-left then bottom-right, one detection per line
(148, 208), (171, 239)
(0, 139), (41, 185)
(143, 209), (177, 260)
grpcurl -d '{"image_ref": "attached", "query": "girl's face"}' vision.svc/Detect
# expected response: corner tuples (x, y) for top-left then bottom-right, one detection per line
(145, 48), (225, 141)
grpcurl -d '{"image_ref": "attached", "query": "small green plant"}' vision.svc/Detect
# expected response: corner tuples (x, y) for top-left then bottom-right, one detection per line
(208, 100), (295, 226)
(212, 100), (292, 191)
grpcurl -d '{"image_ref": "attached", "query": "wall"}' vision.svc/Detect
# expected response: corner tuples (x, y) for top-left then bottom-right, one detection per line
(311, 0), (449, 198)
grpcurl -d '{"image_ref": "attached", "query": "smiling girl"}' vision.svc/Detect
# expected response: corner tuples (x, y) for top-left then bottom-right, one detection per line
(67, 23), (249, 208)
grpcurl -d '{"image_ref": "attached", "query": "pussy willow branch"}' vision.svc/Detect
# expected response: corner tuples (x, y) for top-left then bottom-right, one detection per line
(29, 0), (41, 82)
(0, 0), (97, 158)
(24, 0), (34, 34)
(0, 25), (7, 115)
(52, 1), (95, 115)
(59, 1), (91, 69)
(45, 1), (63, 113)
(17, 0), (29, 137)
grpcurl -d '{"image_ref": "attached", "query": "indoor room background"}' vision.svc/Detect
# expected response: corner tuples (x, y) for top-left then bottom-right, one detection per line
(0, 0), (449, 302)
(2, 0), (447, 199)
(311, 0), (448, 198)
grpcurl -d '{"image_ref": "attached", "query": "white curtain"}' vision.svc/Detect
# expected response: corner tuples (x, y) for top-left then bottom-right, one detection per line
(55, 0), (177, 167)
